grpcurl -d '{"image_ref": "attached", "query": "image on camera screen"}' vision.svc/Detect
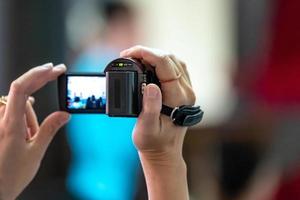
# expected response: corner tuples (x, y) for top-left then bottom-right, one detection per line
(67, 76), (106, 110)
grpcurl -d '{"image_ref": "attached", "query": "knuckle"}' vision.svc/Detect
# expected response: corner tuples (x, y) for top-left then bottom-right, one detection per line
(145, 109), (159, 116)
(10, 80), (23, 94)
(188, 90), (196, 104)
(180, 61), (187, 70)
(134, 45), (143, 49)
(160, 53), (170, 63)
(131, 45), (144, 53)
(181, 86), (196, 105)
(191, 94), (196, 104)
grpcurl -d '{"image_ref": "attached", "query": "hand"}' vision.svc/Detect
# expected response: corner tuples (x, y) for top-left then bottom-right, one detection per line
(121, 46), (196, 200)
(121, 46), (195, 161)
(0, 63), (70, 200)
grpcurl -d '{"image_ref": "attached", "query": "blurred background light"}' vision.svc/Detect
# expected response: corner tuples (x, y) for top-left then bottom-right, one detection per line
(66, 0), (237, 126)
(132, 0), (237, 126)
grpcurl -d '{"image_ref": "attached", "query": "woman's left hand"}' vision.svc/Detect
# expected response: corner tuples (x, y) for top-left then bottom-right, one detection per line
(0, 63), (70, 200)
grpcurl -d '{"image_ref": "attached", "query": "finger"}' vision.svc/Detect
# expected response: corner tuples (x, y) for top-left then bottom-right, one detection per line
(169, 55), (191, 85)
(25, 101), (39, 139)
(32, 111), (70, 155)
(138, 84), (162, 131)
(179, 61), (191, 84)
(28, 96), (35, 105)
(120, 46), (179, 81)
(0, 96), (35, 118)
(0, 96), (8, 119)
(0, 105), (5, 119)
(5, 63), (66, 122)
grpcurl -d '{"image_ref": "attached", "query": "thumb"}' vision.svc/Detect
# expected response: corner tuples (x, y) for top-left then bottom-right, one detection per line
(34, 111), (70, 154)
(139, 84), (162, 126)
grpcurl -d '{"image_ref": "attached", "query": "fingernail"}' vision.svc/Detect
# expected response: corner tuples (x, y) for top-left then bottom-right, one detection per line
(53, 64), (66, 72)
(42, 62), (53, 68)
(28, 96), (35, 105)
(61, 113), (71, 123)
(146, 85), (158, 99)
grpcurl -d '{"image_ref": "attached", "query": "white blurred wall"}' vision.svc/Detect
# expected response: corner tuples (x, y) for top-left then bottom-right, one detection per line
(131, 0), (237, 126)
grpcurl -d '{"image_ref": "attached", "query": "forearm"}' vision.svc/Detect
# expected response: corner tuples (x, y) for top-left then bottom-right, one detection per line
(139, 151), (189, 200)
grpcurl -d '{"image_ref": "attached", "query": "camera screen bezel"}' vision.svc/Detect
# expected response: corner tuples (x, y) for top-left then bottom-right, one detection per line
(58, 73), (106, 114)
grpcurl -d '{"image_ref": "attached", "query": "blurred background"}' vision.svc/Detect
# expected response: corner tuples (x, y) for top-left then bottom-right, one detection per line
(1, 0), (300, 199)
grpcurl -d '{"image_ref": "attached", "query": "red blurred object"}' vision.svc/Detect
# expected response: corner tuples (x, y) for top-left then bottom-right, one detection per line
(253, 0), (300, 108)
(253, 0), (300, 199)
(274, 169), (300, 200)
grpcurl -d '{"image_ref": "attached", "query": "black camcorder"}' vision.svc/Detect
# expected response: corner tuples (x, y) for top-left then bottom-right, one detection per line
(58, 58), (203, 126)
(58, 58), (159, 117)
(104, 58), (160, 116)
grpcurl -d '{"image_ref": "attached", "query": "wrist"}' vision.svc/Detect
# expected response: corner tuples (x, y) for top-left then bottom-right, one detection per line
(138, 149), (186, 168)
(138, 149), (189, 200)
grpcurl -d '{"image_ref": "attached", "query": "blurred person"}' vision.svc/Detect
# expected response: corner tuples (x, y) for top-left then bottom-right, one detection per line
(0, 46), (194, 200)
(65, 1), (142, 199)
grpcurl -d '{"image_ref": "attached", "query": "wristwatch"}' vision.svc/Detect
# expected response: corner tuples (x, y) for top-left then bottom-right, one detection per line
(161, 104), (204, 127)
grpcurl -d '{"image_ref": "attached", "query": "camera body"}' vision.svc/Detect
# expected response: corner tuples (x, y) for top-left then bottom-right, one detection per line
(58, 57), (204, 126)
(58, 58), (159, 117)
(105, 58), (159, 117)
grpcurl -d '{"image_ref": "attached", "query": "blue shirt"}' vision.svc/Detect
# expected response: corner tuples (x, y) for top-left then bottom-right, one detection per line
(66, 47), (140, 200)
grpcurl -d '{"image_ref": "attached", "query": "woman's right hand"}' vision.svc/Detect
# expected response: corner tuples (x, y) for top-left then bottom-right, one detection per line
(121, 46), (196, 200)
(121, 46), (195, 162)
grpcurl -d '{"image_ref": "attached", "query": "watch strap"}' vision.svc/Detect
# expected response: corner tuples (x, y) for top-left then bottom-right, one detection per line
(161, 104), (204, 126)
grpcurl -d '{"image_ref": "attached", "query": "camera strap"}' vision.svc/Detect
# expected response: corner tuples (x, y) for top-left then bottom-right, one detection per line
(160, 105), (204, 127)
